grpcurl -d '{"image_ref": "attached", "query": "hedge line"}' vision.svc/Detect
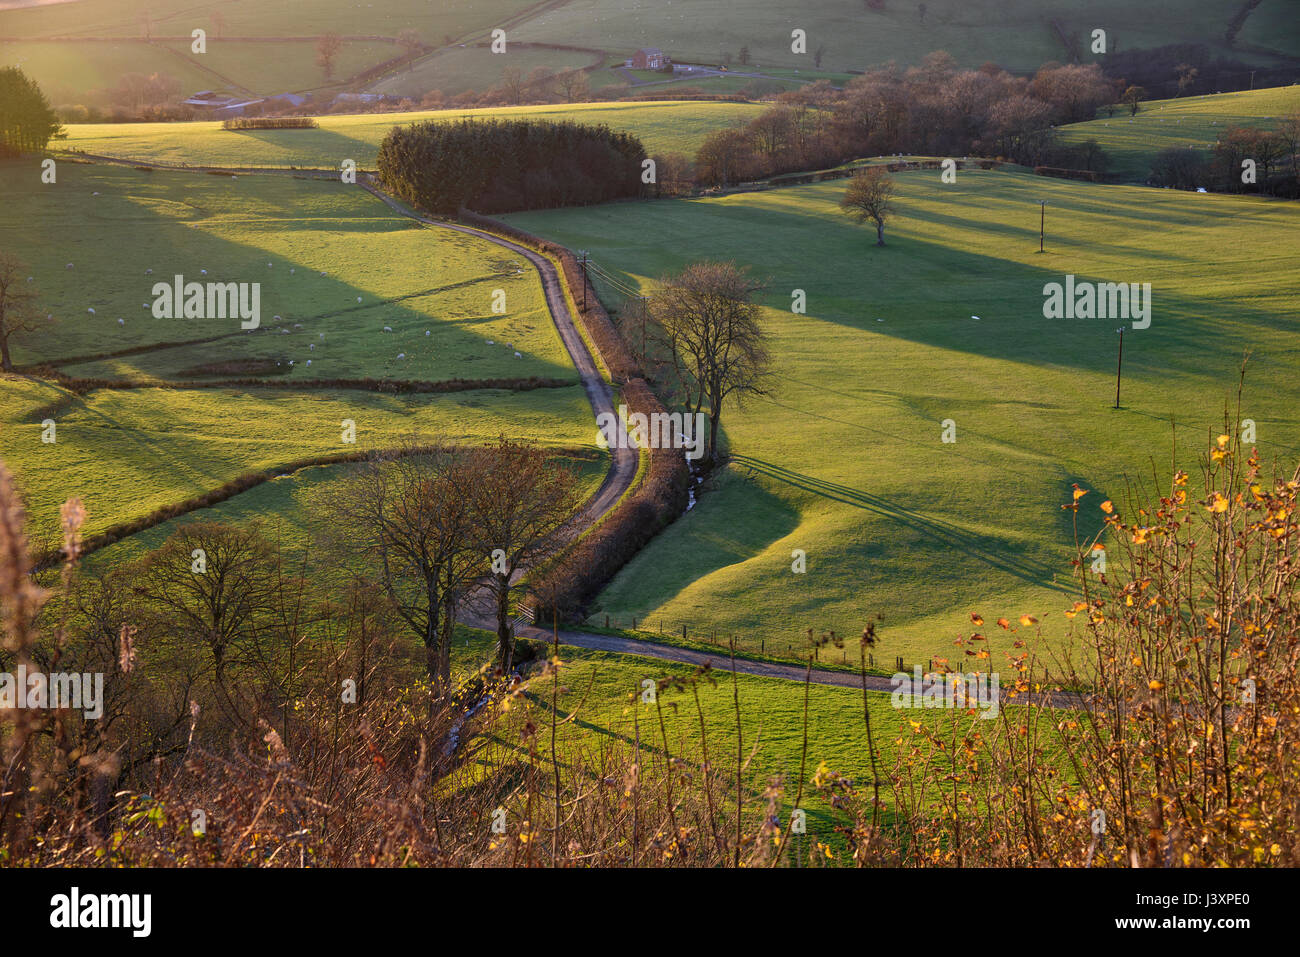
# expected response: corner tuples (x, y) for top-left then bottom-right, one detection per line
(1034, 165), (1101, 182)
(31, 445), (445, 571)
(221, 117), (318, 131)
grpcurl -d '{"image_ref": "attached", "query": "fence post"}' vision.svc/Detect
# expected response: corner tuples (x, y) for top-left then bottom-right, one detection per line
(682, 624), (687, 641)
(605, 615), (610, 629)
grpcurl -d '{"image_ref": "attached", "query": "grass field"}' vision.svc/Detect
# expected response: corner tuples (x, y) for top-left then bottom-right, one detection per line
(1060, 86), (1300, 183)
(510, 0), (1297, 74)
(0, 0), (537, 102)
(57, 100), (767, 168)
(370, 44), (603, 98)
(0, 159), (596, 543)
(506, 167), (1300, 664)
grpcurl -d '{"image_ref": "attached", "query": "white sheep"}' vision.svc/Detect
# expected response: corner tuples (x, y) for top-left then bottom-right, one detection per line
(971, 315), (981, 320)
(309, 343), (315, 350)
(319, 333), (324, 339)
(356, 297), (362, 303)
(487, 340), (494, 345)
(65, 263), (73, 269)
(425, 330), (430, 336)
(306, 359), (311, 366)
(397, 353), (405, 359)
(200, 269), (207, 275)
(289, 360), (295, 366)
(117, 318), (125, 325)
(87, 308), (95, 314)
(145, 269), (152, 275)
(383, 326), (392, 332)
(514, 351), (522, 358)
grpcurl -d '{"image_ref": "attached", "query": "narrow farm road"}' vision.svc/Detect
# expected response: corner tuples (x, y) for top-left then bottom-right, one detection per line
(361, 183), (638, 539)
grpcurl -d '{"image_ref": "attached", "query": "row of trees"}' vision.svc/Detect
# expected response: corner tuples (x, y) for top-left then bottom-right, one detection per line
(1151, 120), (1300, 197)
(689, 54), (1121, 188)
(0, 67), (63, 156)
(377, 117), (648, 214)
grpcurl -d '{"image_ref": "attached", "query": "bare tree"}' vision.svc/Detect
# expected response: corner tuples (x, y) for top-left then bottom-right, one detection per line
(0, 253), (50, 372)
(131, 522), (278, 688)
(316, 32), (344, 81)
(557, 69), (590, 103)
(468, 438), (581, 672)
(652, 261), (772, 462)
(840, 166), (895, 246)
(397, 28), (422, 71)
(318, 446), (479, 698)
(1121, 84), (1146, 116)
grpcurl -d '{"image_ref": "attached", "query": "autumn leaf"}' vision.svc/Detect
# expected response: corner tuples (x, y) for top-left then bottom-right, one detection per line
(1019, 615), (1038, 627)
(997, 617), (1011, 630)
(1100, 499), (1113, 514)
(970, 613), (984, 626)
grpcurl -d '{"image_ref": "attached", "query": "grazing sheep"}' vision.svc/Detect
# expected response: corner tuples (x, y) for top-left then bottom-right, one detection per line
(309, 343), (315, 350)
(273, 315), (282, 321)
(117, 318), (125, 325)
(514, 352), (522, 358)
(397, 353), (405, 359)
(65, 263), (73, 269)
(145, 269), (152, 275)
(200, 269), (207, 275)
(92, 191), (99, 196)
(289, 360), (295, 366)
(87, 308), (95, 314)
(487, 340), (494, 345)
(425, 330), (430, 336)
(26, 277), (32, 282)
(293, 323), (302, 329)
(319, 333), (324, 339)
(306, 359), (311, 366)
(290, 268), (295, 274)
(383, 326), (392, 332)
(971, 315), (981, 320)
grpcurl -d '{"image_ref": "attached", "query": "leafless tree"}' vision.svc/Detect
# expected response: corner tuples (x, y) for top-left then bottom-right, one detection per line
(397, 28), (422, 70)
(0, 252), (50, 372)
(468, 438), (581, 672)
(316, 32), (344, 81)
(317, 446), (479, 698)
(557, 69), (590, 103)
(652, 261), (772, 462)
(841, 166), (895, 246)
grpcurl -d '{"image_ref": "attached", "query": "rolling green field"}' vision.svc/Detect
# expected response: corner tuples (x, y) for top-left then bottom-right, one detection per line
(1060, 86), (1300, 183)
(507, 167), (1300, 664)
(57, 100), (767, 168)
(0, 159), (596, 543)
(511, 0), (1298, 74)
(370, 44), (603, 98)
(0, 0), (536, 103)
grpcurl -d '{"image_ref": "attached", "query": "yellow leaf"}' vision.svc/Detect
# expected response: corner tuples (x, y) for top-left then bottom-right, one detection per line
(1019, 615), (1038, 626)
(1100, 500), (1113, 514)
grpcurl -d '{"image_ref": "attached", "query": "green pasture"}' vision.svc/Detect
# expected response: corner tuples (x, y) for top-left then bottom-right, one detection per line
(506, 167), (1300, 664)
(56, 100), (766, 168)
(1060, 86), (1300, 183)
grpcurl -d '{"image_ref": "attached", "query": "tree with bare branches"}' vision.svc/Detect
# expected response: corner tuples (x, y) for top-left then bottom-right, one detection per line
(652, 261), (772, 463)
(840, 166), (895, 246)
(469, 438), (581, 672)
(316, 32), (344, 81)
(317, 446), (480, 698)
(0, 253), (50, 372)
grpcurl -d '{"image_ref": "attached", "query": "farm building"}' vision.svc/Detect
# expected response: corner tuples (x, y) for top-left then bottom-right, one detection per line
(626, 48), (669, 70)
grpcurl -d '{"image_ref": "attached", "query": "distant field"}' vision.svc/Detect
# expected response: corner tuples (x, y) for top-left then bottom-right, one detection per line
(510, 0), (1295, 74)
(1059, 86), (1300, 182)
(507, 167), (1300, 664)
(57, 100), (768, 167)
(0, 159), (594, 542)
(370, 44), (603, 98)
(0, 0), (537, 102)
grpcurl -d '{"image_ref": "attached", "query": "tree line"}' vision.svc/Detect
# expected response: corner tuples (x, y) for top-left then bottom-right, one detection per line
(683, 54), (1119, 189)
(377, 117), (648, 214)
(1151, 119), (1300, 198)
(0, 67), (63, 156)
